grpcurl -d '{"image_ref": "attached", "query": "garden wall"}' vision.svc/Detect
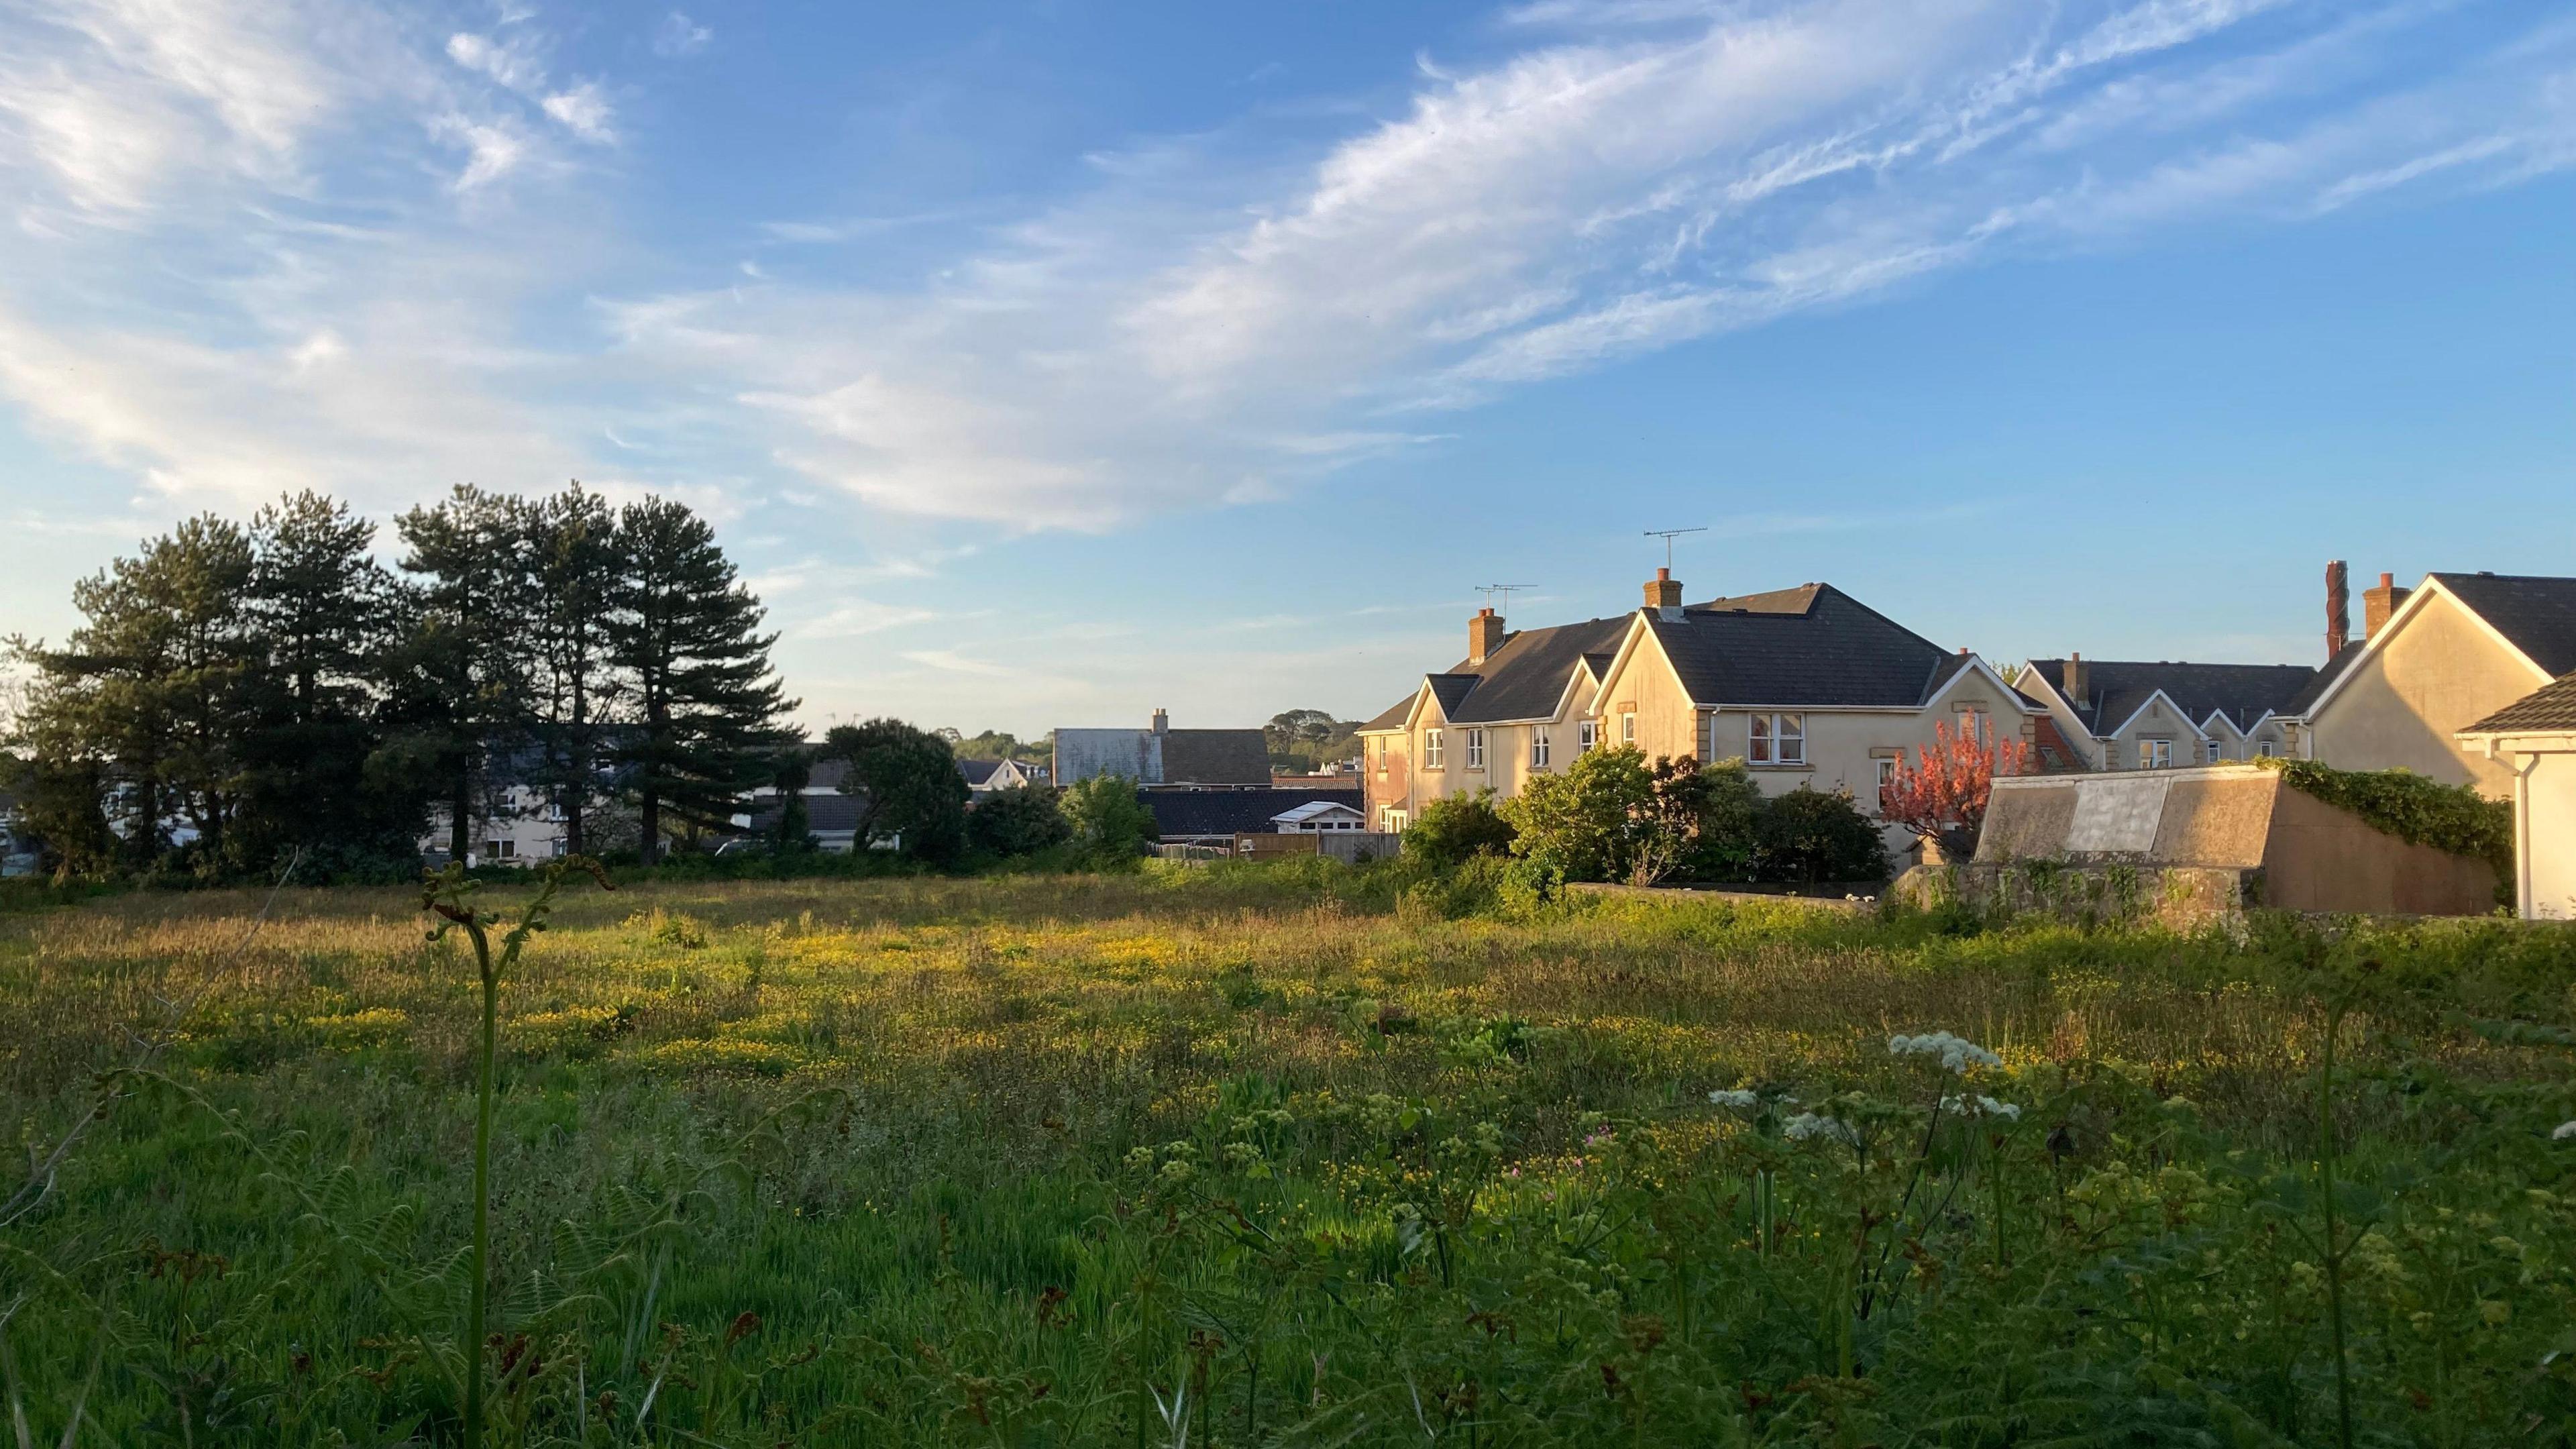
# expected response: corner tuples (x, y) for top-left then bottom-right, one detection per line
(1898, 764), (2499, 922)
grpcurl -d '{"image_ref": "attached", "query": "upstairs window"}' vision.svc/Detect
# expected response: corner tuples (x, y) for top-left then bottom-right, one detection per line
(2256, 741), (2277, 759)
(1578, 719), (1597, 752)
(1464, 729), (1486, 769)
(1423, 729), (1444, 769)
(1748, 712), (1806, 765)
(1531, 729), (1550, 769)
(1620, 712), (1637, 745)
(2139, 739), (2172, 769)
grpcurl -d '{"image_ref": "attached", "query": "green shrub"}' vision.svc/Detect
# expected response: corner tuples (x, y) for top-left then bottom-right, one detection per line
(1403, 788), (1517, 867)
(1753, 785), (1888, 884)
(966, 784), (1073, 857)
(1061, 773), (1158, 865)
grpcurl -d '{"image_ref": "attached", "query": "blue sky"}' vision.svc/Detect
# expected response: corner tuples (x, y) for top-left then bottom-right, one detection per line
(1, 0), (2570, 738)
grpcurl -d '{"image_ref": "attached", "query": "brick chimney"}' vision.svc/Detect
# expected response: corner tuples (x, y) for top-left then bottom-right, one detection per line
(1468, 606), (1506, 666)
(2324, 559), (2350, 659)
(1150, 707), (1168, 736)
(2363, 572), (2411, 639)
(1644, 567), (1683, 620)
(2062, 651), (2088, 707)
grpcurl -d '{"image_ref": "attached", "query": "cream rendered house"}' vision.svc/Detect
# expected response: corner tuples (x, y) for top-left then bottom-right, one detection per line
(2457, 671), (2576, 920)
(2283, 572), (2576, 797)
(1359, 570), (2033, 856)
(2013, 658), (2314, 770)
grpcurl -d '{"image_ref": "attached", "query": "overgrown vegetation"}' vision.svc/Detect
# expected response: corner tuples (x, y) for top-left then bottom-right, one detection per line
(5, 869), (2575, 1444)
(1501, 747), (1884, 887)
(2259, 756), (2516, 883)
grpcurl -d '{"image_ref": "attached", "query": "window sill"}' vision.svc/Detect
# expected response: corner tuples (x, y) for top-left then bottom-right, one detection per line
(1746, 761), (1814, 771)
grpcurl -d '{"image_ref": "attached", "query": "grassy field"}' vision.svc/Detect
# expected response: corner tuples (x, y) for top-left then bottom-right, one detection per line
(5, 863), (2576, 1445)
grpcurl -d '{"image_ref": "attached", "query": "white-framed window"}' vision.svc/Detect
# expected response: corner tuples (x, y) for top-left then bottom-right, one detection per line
(1532, 729), (1551, 769)
(1748, 712), (1806, 765)
(484, 839), (515, 859)
(551, 838), (569, 858)
(1423, 729), (1444, 769)
(1375, 737), (1389, 778)
(2207, 740), (2227, 763)
(1464, 728), (1485, 769)
(1877, 757), (1899, 790)
(1387, 809), (1408, 833)
(1620, 712), (1637, 745)
(1578, 719), (1597, 752)
(2139, 739), (2172, 769)
(1959, 709), (1990, 745)
(2257, 741), (2277, 759)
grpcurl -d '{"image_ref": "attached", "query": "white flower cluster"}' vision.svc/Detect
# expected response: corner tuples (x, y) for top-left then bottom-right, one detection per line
(2553, 1120), (2576, 1142)
(1941, 1093), (2023, 1121)
(1888, 1031), (2002, 1073)
(1708, 1089), (1760, 1109)
(1783, 1112), (1857, 1146)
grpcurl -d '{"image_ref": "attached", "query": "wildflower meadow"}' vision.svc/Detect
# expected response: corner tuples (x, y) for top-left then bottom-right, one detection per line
(5, 862), (2576, 1444)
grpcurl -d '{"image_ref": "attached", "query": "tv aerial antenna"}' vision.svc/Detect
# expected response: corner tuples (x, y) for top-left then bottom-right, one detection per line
(1644, 527), (1707, 570)
(1477, 583), (1536, 612)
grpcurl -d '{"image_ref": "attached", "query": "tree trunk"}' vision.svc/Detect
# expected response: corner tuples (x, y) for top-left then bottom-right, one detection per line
(565, 667), (588, 857)
(639, 788), (660, 866)
(451, 771), (472, 863)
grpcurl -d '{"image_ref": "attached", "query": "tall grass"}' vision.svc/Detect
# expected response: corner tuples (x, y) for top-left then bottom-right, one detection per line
(0, 866), (2573, 1442)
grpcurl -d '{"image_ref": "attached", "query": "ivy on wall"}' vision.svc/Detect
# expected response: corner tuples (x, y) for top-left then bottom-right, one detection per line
(2252, 756), (2514, 884)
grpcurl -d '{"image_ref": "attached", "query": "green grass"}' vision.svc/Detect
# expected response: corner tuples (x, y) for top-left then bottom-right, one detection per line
(4, 863), (2576, 1445)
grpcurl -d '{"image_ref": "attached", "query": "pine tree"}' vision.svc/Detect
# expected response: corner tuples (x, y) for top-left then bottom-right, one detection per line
(394, 487), (538, 864)
(606, 498), (794, 863)
(526, 484), (624, 857)
(235, 492), (417, 873)
(7, 518), (256, 870)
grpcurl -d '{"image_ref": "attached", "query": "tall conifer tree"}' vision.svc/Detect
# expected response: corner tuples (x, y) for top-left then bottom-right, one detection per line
(236, 491), (416, 871)
(606, 498), (794, 863)
(527, 484), (623, 857)
(394, 486), (537, 864)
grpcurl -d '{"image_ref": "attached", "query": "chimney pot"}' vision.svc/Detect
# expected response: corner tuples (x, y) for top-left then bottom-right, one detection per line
(2363, 572), (2411, 640)
(1468, 606), (1506, 666)
(1644, 569), (1683, 618)
(1150, 708), (1168, 736)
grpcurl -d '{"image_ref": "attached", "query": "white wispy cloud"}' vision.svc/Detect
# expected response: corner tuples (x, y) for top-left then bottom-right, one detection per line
(653, 11), (712, 59)
(0, 0), (2570, 561)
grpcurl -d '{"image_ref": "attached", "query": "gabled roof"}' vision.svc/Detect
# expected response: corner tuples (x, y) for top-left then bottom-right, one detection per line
(2279, 642), (2364, 718)
(2427, 572), (2576, 677)
(957, 758), (1004, 786)
(1357, 691), (1417, 733)
(1273, 799), (1365, 824)
(1368, 614), (1635, 731)
(2024, 659), (2316, 737)
(2459, 671), (2576, 736)
(1642, 584), (1955, 708)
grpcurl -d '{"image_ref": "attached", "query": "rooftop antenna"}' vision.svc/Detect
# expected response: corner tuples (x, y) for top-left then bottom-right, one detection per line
(1644, 527), (1707, 571)
(1477, 583), (1536, 613)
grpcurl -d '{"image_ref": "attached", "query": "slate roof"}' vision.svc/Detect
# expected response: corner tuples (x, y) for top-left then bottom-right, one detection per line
(1362, 583), (1975, 728)
(1142, 787), (1364, 840)
(2460, 672), (2576, 735)
(747, 792), (868, 835)
(2025, 659), (2318, 736)
(1356, 614), (1634, 731)
(957, 758), (1003, 787)
(2280, 642), (2365, 718)
(2430, 572), (2576, 677)
(1647, 585), (1956, 708)
(1157, 730), (1273, 785)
